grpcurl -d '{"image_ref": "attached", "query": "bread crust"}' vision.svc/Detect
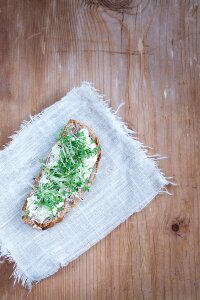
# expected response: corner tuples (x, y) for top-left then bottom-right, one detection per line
(22, 119), (101, 230)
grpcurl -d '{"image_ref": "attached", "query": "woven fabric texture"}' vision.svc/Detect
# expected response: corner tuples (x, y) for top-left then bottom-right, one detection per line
(0, 83), (169, 289)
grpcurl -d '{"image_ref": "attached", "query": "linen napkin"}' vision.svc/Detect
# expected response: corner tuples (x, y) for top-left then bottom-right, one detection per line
(0, 82), (170, 289)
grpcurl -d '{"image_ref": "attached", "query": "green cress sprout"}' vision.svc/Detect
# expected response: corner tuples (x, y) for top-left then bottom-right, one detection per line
(32, 128), (100, 214)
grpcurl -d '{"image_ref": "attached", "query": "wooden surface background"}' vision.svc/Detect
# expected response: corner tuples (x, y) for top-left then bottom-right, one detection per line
(0, 0), (200, 299)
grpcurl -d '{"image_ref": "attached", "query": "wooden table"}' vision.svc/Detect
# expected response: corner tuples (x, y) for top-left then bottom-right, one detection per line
(0, 1), (199, 299)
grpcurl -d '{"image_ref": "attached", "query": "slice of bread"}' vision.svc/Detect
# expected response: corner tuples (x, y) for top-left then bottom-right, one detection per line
(22, 119), (101, 230)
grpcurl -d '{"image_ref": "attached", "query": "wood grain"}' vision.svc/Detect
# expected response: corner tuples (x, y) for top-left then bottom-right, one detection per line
(0, 0), (200, 299)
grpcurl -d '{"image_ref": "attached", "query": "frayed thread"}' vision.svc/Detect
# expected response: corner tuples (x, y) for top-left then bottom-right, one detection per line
(1, 111), (46, 151)
(115, 102), (125, 115)
(0, 242), (35, 290)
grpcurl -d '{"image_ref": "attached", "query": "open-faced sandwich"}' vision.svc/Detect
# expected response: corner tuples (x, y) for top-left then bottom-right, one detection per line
(22, 119), (101, 230)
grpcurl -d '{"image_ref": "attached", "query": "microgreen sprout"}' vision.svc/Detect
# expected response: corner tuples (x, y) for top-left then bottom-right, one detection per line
(31, 128), (100, 213)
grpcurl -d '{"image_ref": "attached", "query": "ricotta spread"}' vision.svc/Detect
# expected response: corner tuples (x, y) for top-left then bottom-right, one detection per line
(79, 128), (98, 180)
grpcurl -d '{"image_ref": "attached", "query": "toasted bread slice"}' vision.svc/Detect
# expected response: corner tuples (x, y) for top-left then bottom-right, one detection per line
(22, 119), (101, 230)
